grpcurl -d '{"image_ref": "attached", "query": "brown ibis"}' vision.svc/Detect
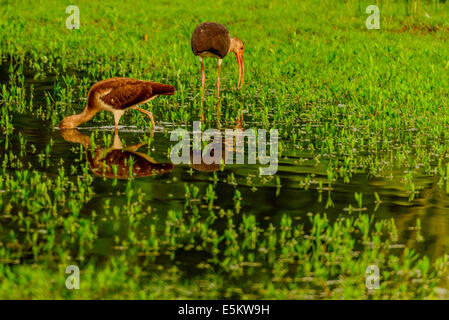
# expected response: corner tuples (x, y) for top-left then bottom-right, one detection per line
(59, 77), (176, 131)
(191, 22), (245, 120)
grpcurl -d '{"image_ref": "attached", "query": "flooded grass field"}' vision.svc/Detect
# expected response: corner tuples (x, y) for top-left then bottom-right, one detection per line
(1, 0), (449, 299)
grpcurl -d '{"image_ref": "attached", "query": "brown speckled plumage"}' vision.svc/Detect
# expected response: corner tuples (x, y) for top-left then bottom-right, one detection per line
(96, 78), (175, 110)
(191, 22), (231, 59)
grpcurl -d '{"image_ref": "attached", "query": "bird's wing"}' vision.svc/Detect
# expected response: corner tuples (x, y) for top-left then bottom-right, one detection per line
(100, 83), (154, 110)
(191, 23), (230, 58)
(211, 32), (231, 58)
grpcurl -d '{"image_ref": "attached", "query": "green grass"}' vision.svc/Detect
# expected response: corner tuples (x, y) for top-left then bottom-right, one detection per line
(2, 0), (449, 299)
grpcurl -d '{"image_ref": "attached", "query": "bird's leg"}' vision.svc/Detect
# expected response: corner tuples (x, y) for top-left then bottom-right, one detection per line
(114, 119), (119, 132)
(113, 110), (123, 133)
(236, 110), (244, 129)
(216, 58), (222, 121)
(216, 59), (222, 100)
(200, 111), (205, 123)
(201, 57), (206, 100)
(200, 57), (205, 122)
(135, 107), (155, 129)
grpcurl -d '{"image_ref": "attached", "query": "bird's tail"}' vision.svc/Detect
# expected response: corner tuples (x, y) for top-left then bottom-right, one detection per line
(151, 82), (176, 95)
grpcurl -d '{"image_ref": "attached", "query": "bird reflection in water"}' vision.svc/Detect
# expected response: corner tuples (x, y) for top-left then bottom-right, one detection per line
(59, 129), (174, 179)
(190, 129), (244, 172)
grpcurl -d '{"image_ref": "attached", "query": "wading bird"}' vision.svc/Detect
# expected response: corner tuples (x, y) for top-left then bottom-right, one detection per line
(59, 77), (176, 131)
(191, 22), (245, 120)
(60, 129), (174, 179)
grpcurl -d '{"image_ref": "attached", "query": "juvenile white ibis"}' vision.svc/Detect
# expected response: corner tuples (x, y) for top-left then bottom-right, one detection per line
(191, 22), (245, 119)
(59, 77), (176, 131)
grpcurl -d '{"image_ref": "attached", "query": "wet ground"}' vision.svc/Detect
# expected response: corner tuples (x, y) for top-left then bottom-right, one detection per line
(1, 61), (449, 288)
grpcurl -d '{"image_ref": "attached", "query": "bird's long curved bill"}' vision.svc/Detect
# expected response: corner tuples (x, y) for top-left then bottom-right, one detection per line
(236, 53), (245, 90)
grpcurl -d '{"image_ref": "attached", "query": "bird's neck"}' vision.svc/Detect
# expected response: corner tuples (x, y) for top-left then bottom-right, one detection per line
(60, 106), (98, 129)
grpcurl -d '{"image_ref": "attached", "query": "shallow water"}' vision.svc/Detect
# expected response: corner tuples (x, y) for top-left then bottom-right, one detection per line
(1, 63), (449, 288)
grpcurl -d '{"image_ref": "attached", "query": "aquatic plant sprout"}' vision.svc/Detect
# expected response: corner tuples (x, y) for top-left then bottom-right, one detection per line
(170, 121), (278, 175)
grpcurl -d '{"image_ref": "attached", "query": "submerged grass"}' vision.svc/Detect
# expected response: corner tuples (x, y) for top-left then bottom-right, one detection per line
(1, 0), (449, 299)
(0, 164), (447, 299)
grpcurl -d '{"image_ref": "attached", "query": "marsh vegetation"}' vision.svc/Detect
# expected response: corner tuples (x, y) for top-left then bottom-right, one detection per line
(1, 0), (449, 299)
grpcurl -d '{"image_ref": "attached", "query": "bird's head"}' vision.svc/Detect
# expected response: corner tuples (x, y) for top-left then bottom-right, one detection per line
(230, 37), (245, 89)
(59, 115), (80, 129)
